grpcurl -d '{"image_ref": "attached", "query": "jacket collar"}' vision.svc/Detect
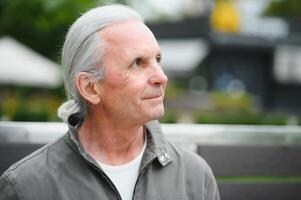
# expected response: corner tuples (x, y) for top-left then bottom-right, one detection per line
(65, 120), (173, 168)
(143, 120), (172, 166)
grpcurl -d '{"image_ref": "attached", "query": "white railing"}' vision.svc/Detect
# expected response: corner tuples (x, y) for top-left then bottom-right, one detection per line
(1, 122), (301, 152)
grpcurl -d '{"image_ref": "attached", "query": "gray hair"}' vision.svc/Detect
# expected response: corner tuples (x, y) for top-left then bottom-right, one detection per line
(58, 4), (143, 122)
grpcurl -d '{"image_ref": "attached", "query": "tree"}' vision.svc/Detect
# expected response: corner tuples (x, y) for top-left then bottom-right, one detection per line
(0, 0), (100, 61)
(263, 0), (301, 18)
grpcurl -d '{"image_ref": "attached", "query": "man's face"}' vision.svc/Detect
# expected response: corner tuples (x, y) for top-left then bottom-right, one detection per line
(95, 20), (168, 125)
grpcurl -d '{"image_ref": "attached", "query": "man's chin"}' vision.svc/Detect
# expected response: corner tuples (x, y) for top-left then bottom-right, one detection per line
(149, 108), (165, 121)
(139, 105), (165, 123)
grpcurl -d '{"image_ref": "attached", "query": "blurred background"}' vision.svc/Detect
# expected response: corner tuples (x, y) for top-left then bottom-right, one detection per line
(1, 1), (301, 199)
(0, 0), (301, 124)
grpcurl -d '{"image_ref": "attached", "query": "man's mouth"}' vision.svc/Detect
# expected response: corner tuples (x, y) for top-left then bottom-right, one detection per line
(142, 91), (163, 99)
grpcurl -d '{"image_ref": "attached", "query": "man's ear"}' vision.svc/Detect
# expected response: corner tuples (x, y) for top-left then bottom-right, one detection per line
(75, 72), (100, 105)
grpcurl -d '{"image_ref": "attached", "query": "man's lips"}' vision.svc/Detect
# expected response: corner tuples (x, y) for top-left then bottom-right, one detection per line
(142, 93), (163, 99)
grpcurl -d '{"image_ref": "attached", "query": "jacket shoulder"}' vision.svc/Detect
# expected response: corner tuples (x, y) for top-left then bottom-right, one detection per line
(0, 136), (67, 199)
(0, 135), (75, 199)
(2, 134), (73, 188)
(166, 142), (220, 199)
(0, 173), (20, 200)
(167, 141), (212, 172)
(4, 136), (65, 175)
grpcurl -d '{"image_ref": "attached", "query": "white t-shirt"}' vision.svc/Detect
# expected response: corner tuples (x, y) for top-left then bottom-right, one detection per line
(98, 139), (146, 200)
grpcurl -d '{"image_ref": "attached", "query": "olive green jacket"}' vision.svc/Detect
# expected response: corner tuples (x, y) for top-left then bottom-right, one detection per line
(0, 120), (220, 200)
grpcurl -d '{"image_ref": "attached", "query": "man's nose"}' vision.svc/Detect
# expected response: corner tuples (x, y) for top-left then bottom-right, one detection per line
(149, 62), (168, 86)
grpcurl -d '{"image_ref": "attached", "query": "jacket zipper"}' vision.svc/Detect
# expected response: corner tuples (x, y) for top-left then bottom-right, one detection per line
(88, 161), (123, 200)
(67, 133), (123, 200)
(132, 155), (157, 200)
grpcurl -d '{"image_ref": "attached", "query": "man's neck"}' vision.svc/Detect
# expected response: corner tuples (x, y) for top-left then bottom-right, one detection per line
(77, 115), (145, 166)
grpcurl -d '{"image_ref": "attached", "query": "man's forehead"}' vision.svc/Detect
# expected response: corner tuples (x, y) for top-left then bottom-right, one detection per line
(99, 20), (160, 56)
(99, 20), (156, 44)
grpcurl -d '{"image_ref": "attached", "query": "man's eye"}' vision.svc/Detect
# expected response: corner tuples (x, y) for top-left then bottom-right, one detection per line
(131, 58), (142, 68)
(156, 55), (161, 63)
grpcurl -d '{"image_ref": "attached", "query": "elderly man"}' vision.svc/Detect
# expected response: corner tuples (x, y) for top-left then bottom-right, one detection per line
(0, 5), (219, 200)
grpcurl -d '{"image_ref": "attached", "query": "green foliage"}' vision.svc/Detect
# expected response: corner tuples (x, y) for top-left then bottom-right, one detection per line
(209, 91), (253, 112)
(0, 86), (64, 121)
(0, 0), (100, 60)
(160, 110), (178, 123)
(12, 104), (49, 121)
(192, 91), (288, 125)
(263, 0), (301, 18)
(0, 104), (2, 118)
(164, 79), (185, 98)
(194, 110), (287, 125)
(218, 175), (301, 183)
